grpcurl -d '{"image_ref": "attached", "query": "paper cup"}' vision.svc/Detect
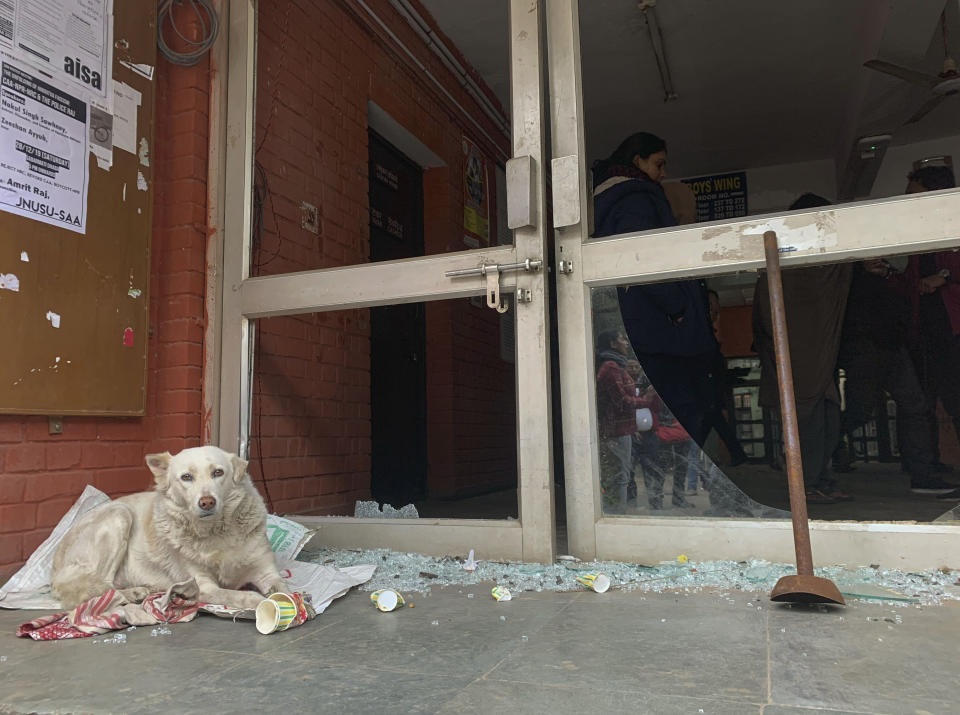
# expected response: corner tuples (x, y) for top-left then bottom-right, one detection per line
(255, 592), (298, 634)
(575, 573), (611, 593)
(370, 589), (405, 612)
(491, 586), (512, 602)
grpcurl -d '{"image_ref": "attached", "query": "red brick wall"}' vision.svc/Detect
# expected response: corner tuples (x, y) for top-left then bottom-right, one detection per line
(0, 46), (212, 580)
(251, 0), (515, 512)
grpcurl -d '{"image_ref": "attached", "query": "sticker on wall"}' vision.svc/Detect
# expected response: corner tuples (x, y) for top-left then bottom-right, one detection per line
(20, 251), (28, 262)
(123, 327), (134, 347)
(45, 310), (61, 328)
(90, 105), (114, 169)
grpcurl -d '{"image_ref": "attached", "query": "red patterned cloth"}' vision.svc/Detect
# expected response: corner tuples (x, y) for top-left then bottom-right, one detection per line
(17, 581), (204, 641)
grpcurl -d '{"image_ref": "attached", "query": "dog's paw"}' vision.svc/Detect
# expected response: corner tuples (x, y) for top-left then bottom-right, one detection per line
(118, 586), (151, 603)
(234, 590), (266, 611)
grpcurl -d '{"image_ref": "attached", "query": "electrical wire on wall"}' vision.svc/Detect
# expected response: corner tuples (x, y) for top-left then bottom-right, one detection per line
(158, 0), (220, 66)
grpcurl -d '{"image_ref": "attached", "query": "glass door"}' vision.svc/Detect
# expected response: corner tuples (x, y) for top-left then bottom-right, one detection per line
(216, 1), (556, 562)
(545, 0), (960, 567)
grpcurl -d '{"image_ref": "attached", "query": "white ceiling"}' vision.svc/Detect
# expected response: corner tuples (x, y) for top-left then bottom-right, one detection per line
(420, 0), (960, 179)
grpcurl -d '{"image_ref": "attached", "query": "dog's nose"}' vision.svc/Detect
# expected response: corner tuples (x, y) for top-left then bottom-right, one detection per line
(198, 496), (216, 512)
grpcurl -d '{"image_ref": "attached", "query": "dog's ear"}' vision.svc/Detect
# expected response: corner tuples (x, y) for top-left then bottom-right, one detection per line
(145, 452), (172, 486)
(230, 454), (249, 483)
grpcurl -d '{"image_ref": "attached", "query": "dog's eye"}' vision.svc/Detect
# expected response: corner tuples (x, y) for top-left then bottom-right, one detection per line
(212, 468), (224, 478)
(180, 473), (194, 482)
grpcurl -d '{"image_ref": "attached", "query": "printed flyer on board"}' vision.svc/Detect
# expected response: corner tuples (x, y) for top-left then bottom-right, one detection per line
(0, 0), (113, 109)
(0, 53), (89, 233)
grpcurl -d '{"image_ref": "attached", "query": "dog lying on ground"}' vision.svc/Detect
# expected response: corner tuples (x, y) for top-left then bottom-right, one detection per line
(51, 446), (288, 610)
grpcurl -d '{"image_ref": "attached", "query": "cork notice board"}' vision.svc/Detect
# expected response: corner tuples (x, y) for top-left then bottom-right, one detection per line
(0, 3), (156, 415)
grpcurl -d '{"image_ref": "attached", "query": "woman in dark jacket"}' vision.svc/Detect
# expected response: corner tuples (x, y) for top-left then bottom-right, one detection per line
(592, 132), (717, 446)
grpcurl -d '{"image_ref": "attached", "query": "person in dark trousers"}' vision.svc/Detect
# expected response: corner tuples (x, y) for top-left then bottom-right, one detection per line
(591, 132), (717, 448)
(753, 193), (852, 504)
(895, 165), (960, 498)
(838, 257), (945, 494)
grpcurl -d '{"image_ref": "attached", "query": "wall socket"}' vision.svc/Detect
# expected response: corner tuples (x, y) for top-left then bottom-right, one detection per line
(300, 201), (319, 234)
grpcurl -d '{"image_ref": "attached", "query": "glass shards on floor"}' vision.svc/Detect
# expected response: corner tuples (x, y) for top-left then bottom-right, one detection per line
(299, 547), (960, 606)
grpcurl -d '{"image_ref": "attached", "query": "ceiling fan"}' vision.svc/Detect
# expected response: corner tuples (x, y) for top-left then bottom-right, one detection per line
(864, 11), (960, 124)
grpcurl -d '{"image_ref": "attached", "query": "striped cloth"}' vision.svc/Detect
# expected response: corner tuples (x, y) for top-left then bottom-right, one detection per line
(17, 581), (204, 641)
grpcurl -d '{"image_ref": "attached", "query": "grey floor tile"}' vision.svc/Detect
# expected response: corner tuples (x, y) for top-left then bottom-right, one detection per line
(132, 663), (474, 715)
(763, 707), (894, 715)
(252, 585), (579, 679)
(436, 679), (763, 715)
(0, 630), (259, 714)
(483, 590), (769, 704)
(768, 601), (960, 715)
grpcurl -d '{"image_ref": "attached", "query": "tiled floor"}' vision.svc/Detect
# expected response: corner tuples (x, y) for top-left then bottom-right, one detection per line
(1, 584), (957, 714)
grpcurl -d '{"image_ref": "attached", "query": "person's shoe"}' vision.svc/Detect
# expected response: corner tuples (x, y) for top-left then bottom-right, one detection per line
(832, 462), (857, 473)
(730, 451), (748, 467)
(822, 489), (854, 502)
(909, 476), (956, 494)
(672, 497), (696, 508)
(685, 488), (698, 496)
(935, 488), (960, 501)
(805, 489), (838, 504)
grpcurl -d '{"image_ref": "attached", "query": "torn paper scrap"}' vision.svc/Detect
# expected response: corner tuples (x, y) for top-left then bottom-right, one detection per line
(119, 60), (154, 80)
(0, 273), (19, 292)
(137, 171), (147, 191)
(112, 81), (141, 155)
(20, 252), (28, 262)
(45, 311), (61, 328)
(138, 137), (149, 167)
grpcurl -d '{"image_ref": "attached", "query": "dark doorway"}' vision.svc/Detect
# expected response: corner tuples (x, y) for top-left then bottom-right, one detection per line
(368, 130), (427, 506)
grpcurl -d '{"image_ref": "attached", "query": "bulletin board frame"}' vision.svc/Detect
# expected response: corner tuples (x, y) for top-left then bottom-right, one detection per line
(0, 2), (156, 416)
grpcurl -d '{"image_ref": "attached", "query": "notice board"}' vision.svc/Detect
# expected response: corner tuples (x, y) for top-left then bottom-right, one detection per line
(0, 2), (156, 415)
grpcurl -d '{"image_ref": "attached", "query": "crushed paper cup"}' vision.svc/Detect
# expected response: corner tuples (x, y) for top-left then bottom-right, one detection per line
(256, 592), (299, 634)
(575, 573), (611, 593)
(491, 586), (512, 602)
(370, 589), (405, 612)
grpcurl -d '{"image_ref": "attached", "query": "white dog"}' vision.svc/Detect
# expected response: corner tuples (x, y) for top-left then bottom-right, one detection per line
(51, 446), (288, 610)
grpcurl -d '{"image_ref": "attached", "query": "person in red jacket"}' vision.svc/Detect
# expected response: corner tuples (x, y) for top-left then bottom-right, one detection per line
(596, 329), (651, 513)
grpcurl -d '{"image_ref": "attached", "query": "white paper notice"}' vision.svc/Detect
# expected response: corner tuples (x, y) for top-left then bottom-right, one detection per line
(0, 54), (89, 233)
(3, 0), (113, 108)
(111, 79), (138, 154)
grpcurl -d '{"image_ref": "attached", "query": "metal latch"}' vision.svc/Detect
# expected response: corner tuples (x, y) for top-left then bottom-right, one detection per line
(445, 259), (543, 314)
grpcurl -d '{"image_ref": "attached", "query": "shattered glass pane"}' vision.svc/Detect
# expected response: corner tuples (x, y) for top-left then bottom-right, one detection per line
(354, 501), (419, 518)
(590, 284), (960, 523)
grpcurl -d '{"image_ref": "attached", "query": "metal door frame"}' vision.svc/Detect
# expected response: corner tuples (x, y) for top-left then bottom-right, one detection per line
(215, 0), (556, 562)
(545, 0), (960, 568)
